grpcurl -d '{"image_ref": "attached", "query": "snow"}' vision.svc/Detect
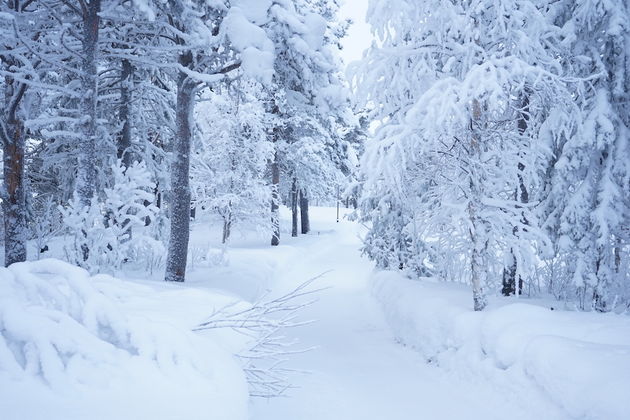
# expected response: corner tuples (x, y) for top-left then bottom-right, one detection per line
(372, 270), (630, 420)
(244, 208), (590, 420)
(302, 13), (327, 50)
(223, 5), (275, 83)
(0, 260), (248, 420)
(2, 207), (628, 419)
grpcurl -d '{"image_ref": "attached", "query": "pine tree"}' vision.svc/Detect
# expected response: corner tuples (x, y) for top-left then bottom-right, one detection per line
(541, 0), (630, 310)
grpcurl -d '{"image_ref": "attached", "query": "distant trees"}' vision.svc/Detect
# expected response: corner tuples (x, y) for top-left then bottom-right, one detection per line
(192, 81), (273, 244)
(261, 0), (353, 246)
(356, 0), (629, 311)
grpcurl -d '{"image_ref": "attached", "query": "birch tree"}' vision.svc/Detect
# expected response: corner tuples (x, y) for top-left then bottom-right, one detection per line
(357, 0), (576, 310)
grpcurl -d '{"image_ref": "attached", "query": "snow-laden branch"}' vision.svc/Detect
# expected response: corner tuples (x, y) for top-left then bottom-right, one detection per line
(194, 272), (330, 398)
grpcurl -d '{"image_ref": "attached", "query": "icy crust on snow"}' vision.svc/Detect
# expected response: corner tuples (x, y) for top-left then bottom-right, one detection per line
(0, 259), (248, 420)
(372, 271), (630, 420)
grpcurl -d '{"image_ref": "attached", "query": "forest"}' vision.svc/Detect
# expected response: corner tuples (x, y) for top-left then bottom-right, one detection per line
(0, 0), (628, 419)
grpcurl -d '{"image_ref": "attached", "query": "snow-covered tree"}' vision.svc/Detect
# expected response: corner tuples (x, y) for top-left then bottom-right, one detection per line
(356, 0), (577, 310)
(540, 0), (630, 310)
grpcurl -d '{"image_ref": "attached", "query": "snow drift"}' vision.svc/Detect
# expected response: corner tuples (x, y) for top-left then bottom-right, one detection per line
(0, 259), (248, 420)
(372, 271), (630, 420)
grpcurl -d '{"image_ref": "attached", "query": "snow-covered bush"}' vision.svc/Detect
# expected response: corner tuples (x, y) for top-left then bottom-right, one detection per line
(60, 160), (160, 272)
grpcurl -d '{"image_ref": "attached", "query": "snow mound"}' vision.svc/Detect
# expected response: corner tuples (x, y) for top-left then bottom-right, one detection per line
(372, 270), (630, 420)
(0, 259), (248, 420)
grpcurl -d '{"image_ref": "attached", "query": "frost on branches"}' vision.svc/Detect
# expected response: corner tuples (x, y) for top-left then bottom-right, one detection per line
(355, 0), (628, 310)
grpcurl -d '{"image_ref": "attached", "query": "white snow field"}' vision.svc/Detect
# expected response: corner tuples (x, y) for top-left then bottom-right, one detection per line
(1, 207), (629, 420)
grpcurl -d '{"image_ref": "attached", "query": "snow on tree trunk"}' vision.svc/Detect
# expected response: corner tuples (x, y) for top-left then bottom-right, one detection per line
(271, 150), (280, 246)
(469, 208), (488, 312)
(470, 99), (487, 311)
(76, 0), (101, 208)
(165, 53), (194, 282)
(291, 177), (298, 237)
(300, 189), (310, 234)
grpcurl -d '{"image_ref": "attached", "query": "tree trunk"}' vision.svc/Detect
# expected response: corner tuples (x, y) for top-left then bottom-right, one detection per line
(291, 177), (298, 237)
(270, 151), (280, 246)
(222, 213), (232, 244)
(118, 58), (133, 168)
(502, 93), (530, 296)
(614, 236), (622, 273)
(76, 0), (101, 208)
(300, 189), (310, 234)
(469, 99), (487, 311)
(74, 0), (101, 262)
(2, 116), (27, 266)
(469, 210), (488, 311)
(165, 52), (194, 282)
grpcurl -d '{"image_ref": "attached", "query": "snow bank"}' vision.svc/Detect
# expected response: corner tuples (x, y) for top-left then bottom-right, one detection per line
(0, 259), (249, 420)
(372, 271), (630, 420)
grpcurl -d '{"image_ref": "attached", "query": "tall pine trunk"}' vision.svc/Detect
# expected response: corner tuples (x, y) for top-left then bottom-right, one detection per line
(2, 85), (27, 266)
(270, 150), (280, 246)
(291, 177), (298, 237)
(1, 0), (30, 267)
(300, 189), (310, 234)
(76, 0), (100, 207)
(165, 51), (194, 282)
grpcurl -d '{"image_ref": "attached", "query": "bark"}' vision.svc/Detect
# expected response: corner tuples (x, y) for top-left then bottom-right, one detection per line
(469, 210), (488, 311)
(2, 108), (27, 266)
(76, 0), (101, 208)
(165, 52), (194, 282)
(2, 34), (29, 266)
(271, 150), (280, 246)
(118, 58), (133, 168)
(300, 189), (310, 234)
(291, 177), (298, 237)
(155, 182), (161, 208)
(502, 94), (530, 296)
(469, 99), (487, 311)
(614, 237), (622, 273)
(222, 212), (232, 244)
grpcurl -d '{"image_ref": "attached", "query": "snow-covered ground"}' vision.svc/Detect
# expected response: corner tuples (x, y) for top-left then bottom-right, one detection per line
(1, 207), (628, 419)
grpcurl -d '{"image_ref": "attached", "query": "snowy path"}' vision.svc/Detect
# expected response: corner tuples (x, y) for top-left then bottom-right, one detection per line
(250, 208), (569, 420)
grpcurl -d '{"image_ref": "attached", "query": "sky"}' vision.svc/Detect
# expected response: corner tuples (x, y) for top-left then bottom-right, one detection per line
(339, 0), (372, 66)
